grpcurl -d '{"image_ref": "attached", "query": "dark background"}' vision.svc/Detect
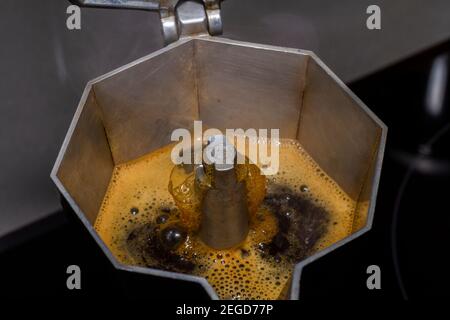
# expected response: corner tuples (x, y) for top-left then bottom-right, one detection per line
(1, 0), (449, 300)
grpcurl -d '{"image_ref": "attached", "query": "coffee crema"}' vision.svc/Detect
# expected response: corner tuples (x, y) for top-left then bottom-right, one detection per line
(94, 139), (362, 299)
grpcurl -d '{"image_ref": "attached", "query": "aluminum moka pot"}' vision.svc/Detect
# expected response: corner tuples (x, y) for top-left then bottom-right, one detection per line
(51, 0), (387, 300)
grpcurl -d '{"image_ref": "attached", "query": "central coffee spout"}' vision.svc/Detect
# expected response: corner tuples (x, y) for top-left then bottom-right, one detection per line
(198, 136), (250, 249)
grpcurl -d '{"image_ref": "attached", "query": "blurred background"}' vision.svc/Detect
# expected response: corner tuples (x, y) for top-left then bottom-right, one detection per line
(0, 0), (449, 299)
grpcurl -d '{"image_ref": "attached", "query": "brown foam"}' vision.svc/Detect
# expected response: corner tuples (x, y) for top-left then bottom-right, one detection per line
(95, 139), (359, 299)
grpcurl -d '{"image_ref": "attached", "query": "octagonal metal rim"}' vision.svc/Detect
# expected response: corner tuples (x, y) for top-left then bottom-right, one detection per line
(51, 36), (387, 300)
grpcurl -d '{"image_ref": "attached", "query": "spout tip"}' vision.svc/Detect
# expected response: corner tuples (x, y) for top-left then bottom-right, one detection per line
(198, 135), (249, 249)
(205, 135), (236, 172)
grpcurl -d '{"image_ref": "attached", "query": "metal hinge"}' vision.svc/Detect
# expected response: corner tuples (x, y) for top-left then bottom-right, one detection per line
(71, 0), (224, 45)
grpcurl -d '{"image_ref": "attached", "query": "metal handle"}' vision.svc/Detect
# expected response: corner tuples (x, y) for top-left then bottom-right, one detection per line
(70, 0), (161, 11)
(70, 0), (224, 45)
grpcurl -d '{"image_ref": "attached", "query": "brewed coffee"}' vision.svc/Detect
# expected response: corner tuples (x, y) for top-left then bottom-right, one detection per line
(94, 139), (360, 299)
